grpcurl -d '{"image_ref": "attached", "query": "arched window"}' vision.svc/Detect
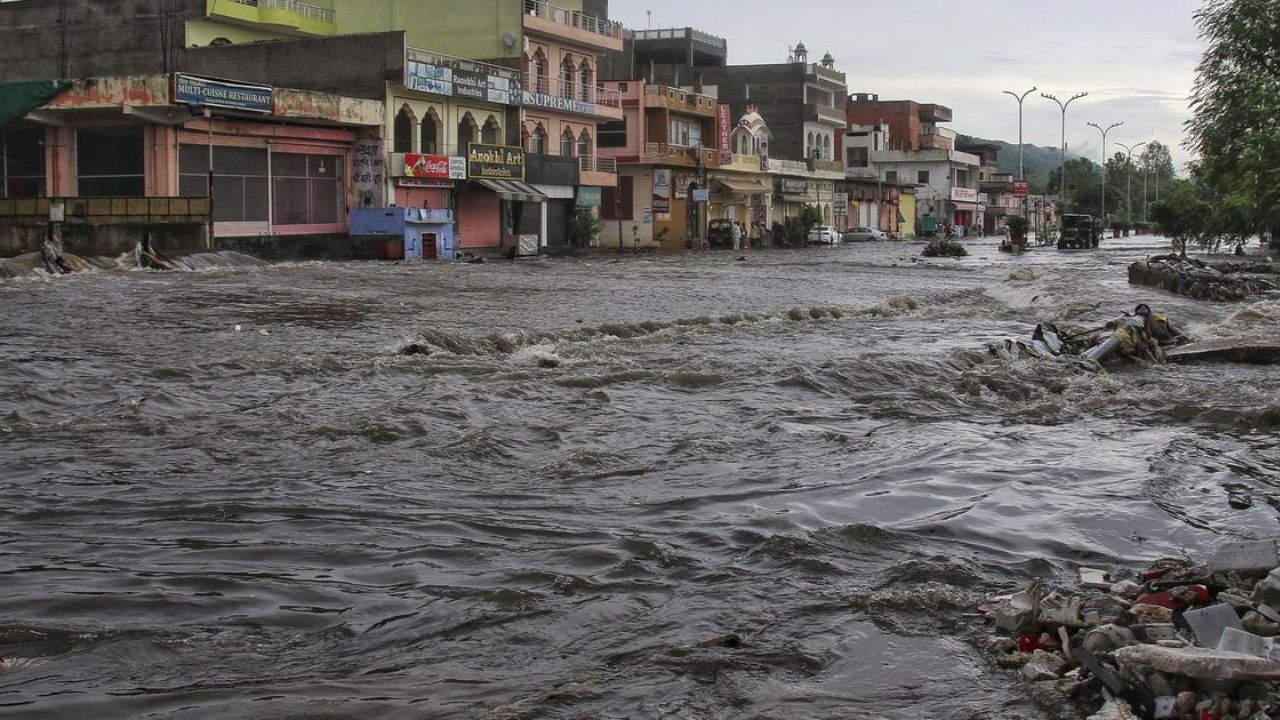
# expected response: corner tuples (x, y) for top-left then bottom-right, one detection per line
(393, 105), (415, 154)
(521, 125), (531, 152)
(560, 56), (575, 99)
(458, 113), (478, 153)
(481, 115), (500, 145)
(560, 127), (575, 157)
(823, 135), (831, 160)
(807, 132), (815, 158)
(578, 60), (593, 102)
(421, 108), (439, 154)
(577, 129), (591, 159)
(532, 50), (548, 94)
(530, 124), (547, 155)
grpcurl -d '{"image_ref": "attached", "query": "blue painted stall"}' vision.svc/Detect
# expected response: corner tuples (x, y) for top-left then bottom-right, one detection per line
(349, 208), (455, 260)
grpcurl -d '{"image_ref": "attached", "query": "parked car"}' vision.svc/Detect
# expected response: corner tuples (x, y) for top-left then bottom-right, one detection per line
(842, 226), (888, 242)
(707, 219), (735, 250)
(807, 225), (840, 245)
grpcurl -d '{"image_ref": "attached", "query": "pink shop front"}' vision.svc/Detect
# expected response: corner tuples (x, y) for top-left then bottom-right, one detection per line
(10, 74), (384, 258)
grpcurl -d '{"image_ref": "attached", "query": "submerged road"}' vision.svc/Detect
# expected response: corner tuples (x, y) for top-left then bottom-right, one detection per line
(1, 237), (1278, 719)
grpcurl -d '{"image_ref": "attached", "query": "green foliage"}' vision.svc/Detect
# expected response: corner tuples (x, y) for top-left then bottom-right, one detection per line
(1188, 0), (1280, 240)
(567, 211), (603, 248)
(798, 204), (824, 233)
(1006, 215), (1030, 238)
(1151, 181), (1211, 256)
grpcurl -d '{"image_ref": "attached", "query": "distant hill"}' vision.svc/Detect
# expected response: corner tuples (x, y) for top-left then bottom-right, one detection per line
(958, 136), (1080, 188)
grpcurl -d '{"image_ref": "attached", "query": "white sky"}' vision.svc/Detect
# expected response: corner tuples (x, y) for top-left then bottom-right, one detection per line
(611, 0), (1204, 170)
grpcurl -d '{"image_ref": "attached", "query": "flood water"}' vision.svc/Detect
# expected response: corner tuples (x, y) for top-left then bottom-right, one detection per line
(2, 237), (1279, 719)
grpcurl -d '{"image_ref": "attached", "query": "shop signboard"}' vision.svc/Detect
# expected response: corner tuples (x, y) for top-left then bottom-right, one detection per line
(405, 51), (521, 105)
(781, 178), (809, 195)
(523, 91), (595, 115)
(405, 153), (466, 180)
(834, 192), (849, 215)
(396, 177), (454, 188)
(717, 104), (733, 165)
(1013, 179), (1028, 198)
(674, 175), (693, 200)
(576, 187), (602, 208)
(951, 187), (978, 203)
(467, 143), (525, 180)
(653, 169), (671, 214)
(173, 73), (272, 113)
(691, 188), (710, 203)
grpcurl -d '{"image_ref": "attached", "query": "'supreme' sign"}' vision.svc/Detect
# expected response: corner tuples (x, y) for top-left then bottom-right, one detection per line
(467, 143), (526, 180)
(173, 73), (273, 113)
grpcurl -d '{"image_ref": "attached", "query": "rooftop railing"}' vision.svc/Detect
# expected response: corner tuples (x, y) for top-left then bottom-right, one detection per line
(523, 0), (623, 40)
(227, 0), (335, 24)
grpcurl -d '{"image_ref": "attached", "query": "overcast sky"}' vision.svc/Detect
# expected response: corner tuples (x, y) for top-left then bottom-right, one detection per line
(611, 0), (1204, 171)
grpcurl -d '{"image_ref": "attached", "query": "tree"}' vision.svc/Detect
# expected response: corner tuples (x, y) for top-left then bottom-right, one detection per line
(1150, 181), (1210, 256)
(1187, 0), (1280, 246)
(1047, 157), (1104, 215)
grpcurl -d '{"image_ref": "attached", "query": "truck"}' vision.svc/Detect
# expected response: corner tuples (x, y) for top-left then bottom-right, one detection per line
(1058, 214), (1100, 250)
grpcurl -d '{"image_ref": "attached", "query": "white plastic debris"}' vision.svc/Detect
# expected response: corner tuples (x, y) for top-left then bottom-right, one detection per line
(991, 580), (1043, 633)
(1040, 590), (1085, 628)
(1184, 603), (1245, 649)
(1209, 540), (1278, 573)
(1114, 645), (1280, 681)
(1080, 567), (1113, 590)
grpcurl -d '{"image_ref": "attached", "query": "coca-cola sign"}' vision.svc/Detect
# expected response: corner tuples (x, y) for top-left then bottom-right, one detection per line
(404, 153), (466, 180)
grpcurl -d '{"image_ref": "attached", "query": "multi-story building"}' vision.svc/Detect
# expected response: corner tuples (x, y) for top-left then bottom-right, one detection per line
(604, 33), (848, 233)
(959, 141), (1017, 236)
(596, 80), (719, 251)
(846, 94), (981, 233)
(842, 123), (910, 236)
(707, 106), (773, 244)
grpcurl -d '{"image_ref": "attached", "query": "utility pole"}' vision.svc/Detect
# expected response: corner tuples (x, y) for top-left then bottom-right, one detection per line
(1041, 91), (1087, 209)
(1086, 121), (1122, 233)
(1116, 140), (1147, 229)
(1002, 86), (1036, 218)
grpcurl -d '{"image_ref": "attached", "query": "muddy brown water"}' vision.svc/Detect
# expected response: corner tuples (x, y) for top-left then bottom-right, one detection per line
(2, 237), (1279, 719)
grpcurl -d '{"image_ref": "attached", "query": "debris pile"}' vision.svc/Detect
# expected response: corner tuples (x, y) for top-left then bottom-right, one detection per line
(989, 305), (1191, 371)
(1129, 255), (1275, 302)
(980, 540), (1280, 719)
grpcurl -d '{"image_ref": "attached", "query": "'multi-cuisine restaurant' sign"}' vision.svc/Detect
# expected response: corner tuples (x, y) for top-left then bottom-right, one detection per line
(467, 143), (525, 180)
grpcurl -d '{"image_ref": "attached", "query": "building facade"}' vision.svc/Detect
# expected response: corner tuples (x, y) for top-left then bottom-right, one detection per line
(596, 81), (719, 251)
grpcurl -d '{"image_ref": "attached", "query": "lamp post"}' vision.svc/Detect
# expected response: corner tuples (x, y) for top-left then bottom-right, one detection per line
(1086, 120), (1123, 232)
(1002, 87), (1036, 219)
(1041, 91), (1087, 209)
(1115, 140), (1147, 229)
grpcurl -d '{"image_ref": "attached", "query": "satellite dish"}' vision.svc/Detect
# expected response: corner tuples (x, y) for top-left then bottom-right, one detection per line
(502, 32), (516, 49)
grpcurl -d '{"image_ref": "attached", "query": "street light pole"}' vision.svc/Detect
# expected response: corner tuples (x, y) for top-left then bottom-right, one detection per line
(1002, 87), (1036, 219)
(1041, 91), (1087, 211)
(1086, 120), (1123, 233)
(1116, 140), (1147, 229)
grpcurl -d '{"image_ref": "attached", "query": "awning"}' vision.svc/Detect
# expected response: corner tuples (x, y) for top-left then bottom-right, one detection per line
(473, 179), (546, 203)
(0, 80), (72, 128)
(711, 177), (768, 195)
(530, 184), (575, 200)
(778, 193), (818, 203)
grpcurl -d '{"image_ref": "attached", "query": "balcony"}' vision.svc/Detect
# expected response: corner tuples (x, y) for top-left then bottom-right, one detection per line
(721, 153), (767, 173)
(578, 155), (618, 187)
(642, 143), (719, 169)
(804, 102), (845, 127)
(642, 85), (717, 117)
(207, 0), (336, 36)
(918, 103), (953, 123)
(522, 0), (624, 53)
(523, 73), (623, 120)
(919, 133), (954, 151)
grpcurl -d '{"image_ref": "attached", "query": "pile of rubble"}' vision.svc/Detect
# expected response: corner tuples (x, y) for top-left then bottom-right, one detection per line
(1129, 255), (1275, 302)
(981, 540), (1280, 719)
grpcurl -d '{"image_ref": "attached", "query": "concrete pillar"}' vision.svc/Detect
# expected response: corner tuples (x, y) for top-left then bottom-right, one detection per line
(540, 200), (548, 249)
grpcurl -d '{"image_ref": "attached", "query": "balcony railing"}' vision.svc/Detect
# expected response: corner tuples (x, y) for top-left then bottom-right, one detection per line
(523, 73), (621, 109)
(579, 155), (617, 174)
(225, 0), (335, 24)
(643, 143), (718, 166)
(642, 84), (717, 114)
(523, 0), (623, 40)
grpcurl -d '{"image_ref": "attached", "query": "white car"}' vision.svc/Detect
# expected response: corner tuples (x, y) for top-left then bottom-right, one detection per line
(842, 226), (888, 242)
(807, 225), (841, 245)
